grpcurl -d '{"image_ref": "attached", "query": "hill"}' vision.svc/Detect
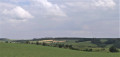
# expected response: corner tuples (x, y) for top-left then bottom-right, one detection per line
(0, 43), (119, 57)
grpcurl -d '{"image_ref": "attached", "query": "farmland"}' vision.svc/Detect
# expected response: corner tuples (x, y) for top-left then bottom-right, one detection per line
(0, 43), (120, 57)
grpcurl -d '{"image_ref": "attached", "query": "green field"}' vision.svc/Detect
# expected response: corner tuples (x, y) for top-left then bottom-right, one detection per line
(0, 43), (119, 57)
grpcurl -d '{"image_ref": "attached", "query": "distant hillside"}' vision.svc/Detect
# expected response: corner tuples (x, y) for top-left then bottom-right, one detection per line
(32, 37), (119, 41)
(0, 38), (10, 41)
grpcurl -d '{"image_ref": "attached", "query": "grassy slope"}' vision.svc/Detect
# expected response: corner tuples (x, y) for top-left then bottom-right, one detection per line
(0, 43), (119, 57)
(72, 41), (97, 47)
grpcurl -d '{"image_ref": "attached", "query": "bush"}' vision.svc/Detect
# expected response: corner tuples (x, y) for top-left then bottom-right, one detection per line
(36, 41), (39, 45)
(109, 46), (119, 52)
(26, 41), (30, 44)
(83, 49), (92, 52)
(113, 41), (120, 48)
(42, 42), (47, 46)
(58, 44), (64, 48)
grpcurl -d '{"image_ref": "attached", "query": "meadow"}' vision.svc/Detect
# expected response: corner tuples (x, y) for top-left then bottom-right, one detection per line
(0, 43), (119, 57)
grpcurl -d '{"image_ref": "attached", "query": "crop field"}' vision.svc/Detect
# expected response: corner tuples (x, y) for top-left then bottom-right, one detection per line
(0, 43), (119, 57)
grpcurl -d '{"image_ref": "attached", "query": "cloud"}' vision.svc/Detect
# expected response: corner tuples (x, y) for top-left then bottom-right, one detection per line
(93, 0), (116, 8)
(32, 0), (66, 17)
(0, 0), (119, 39)
(65, 0), (116, 9)
(66, 2), (91, 7)
(3, 6), (34, 21)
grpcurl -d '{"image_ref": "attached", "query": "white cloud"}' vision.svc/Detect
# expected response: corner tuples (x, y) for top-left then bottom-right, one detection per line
(65, 0), (116, 9)
(93, 0), (116, 8)
(3, 6), (34, 20)
(32, 0), (66, 17)
(66, 2), (90, 7)
(2, 6), (34, 23)
(0, 0), (118, 38)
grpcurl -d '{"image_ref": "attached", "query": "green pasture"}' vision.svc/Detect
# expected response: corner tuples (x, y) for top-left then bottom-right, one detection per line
(0, 43), (119, 57)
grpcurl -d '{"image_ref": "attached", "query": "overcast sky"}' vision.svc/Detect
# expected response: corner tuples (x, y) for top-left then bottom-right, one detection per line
(0, 0), (119, 39)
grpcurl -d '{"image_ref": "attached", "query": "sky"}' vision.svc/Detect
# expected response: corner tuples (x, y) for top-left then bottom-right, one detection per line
(0, 0), (119, 39)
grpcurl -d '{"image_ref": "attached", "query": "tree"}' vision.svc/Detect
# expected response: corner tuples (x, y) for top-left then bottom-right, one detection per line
(68, 45), (73, 49)
(113, 41), (120, 48)
(58, 44), (64, 48)
(91, 38), (102, 47)
(42, 42), (47, 46)
(64, 45), (69, 48)
(26, 41), (30, 44)
(105, 39), (116, 44)
(91, 38), (101, 44)
(89, 49), (92, 52)
(109, 46), (119, 52)
(5, 41), (9, 43)
(36, 41), (39, 45)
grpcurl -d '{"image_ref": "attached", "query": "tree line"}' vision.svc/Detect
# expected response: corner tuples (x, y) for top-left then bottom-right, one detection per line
(25, 40), (119, 52)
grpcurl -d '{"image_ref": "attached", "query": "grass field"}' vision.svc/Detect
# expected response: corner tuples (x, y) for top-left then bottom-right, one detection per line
(0, 43), (120, 57)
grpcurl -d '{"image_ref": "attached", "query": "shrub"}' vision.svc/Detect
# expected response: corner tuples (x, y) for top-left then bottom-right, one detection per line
(109, 46), (119, 52)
